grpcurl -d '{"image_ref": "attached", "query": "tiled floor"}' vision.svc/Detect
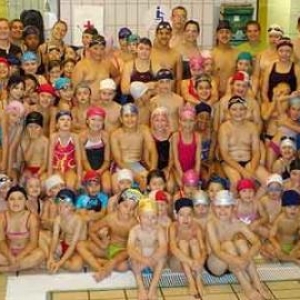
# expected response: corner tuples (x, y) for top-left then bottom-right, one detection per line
(48, 280), (300, 300)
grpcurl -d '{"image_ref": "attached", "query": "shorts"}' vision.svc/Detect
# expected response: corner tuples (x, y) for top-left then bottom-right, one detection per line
(127, 162), (147, 174)
(269, 141), (280, 156)
(107, 243), (125, 260)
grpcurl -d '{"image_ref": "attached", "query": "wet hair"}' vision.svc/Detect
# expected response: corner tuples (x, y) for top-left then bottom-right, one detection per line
(146, 169), (166, 185)
(7, 75), (25, 91)
(138, 37), (152, 48)
(245, 20), (261, 31)
(6, 185), (28, 201)
(184, 20), (200, 33)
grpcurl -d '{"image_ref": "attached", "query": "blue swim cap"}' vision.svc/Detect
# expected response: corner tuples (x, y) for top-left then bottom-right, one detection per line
(56, 188), (77, 206)
(21, 51), (38, 63)
(282, 190), (300, 207)
(237, 51), (253, 61)
(54, 77), (71, 90)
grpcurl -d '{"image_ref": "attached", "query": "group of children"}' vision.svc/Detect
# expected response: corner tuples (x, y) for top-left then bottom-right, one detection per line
(0, 7), (300, 300)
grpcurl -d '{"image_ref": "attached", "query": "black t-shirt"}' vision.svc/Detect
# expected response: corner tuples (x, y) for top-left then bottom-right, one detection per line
(0, 43), (22, 59)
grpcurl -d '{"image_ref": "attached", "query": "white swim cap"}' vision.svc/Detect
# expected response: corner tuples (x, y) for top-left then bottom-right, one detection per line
(192, 190), (209, 206)
(214, 190), (235, 206)
(268, 24), (284, 36)
(117, 169), (133, 182)
(44, 175), (64, 192)
(99, 78), (116, 91)
(130, 81), (148, 100)
(280, 138), (296, 151)
(266, 174), (283, 186)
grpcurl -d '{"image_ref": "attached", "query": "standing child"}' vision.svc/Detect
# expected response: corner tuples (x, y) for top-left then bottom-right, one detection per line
(128, 198), (167, 300)
(48, 111), (82, 189)
(169, 197), (206, 298)
(47, 188), (86, 273)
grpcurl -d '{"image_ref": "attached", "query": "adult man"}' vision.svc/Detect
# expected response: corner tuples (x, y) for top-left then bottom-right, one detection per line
(169, 6), (187, 49)
(72, 34), (120, 101)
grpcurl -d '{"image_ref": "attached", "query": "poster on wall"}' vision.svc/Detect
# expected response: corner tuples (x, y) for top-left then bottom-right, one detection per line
(71, 5), (104, 46)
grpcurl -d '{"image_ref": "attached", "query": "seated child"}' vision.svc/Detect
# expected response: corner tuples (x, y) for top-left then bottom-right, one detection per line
(206, 190), (270, 300)
(192, 190), (210, 233)
(128, 198), (167, 300)
(0, 174), (11, 211)
(47, 188), (86, 273)
(267, 190), (300, 264)
(25, 176), (43, 216)
(169, 198), (206, 298)
(284, 158), (300, 193)
(76, 170), (108, 222)
(206, 175), (228, 202)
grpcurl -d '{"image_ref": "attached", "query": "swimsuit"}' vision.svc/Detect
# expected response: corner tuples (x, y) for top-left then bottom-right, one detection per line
(182, 57), (191, 80)
(130, 60), (155, 83)
(76, 192), (108, 212)
(281, 243), (294, 255)
(178, 132), (197, 172)
(154, 135), (171, 170)
(85, 138), (105, 170)
(236, 211), (258, 225)
(188, 79), (199, 100)
(60, 240), (69, 257)
(53, 137), (76, 173)
(107, 243), (125, 260)
(201, 139), (211, 161)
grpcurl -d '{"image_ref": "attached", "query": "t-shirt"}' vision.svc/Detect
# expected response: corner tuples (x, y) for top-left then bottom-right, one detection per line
(0, 44), (22, 59)
(76, 192), (108, 212)
(235, 41), (267, 59)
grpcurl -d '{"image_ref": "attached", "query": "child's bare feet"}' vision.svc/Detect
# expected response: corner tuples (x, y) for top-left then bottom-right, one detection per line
(245, 288), (263, 300)
(196, 277), (206, 296)
(93, 266), (112, 282)
(138, 288), (148, 300)
(188, 283), (201, 299)
(256, 284), (272, 299)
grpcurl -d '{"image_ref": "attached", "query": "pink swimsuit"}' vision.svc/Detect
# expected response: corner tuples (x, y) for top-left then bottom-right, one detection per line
(178, 132), (197, 172)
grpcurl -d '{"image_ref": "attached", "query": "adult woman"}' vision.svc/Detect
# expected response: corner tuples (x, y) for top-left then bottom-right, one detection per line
(0, 186), (44, 272)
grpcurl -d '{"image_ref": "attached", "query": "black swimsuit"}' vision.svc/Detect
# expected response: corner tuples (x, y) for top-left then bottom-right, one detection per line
(130, 61), (155, 83)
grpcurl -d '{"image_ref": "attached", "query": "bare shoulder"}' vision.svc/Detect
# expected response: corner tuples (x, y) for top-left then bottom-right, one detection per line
(111, 127), (123, 138)
(172, 92), (183, 102)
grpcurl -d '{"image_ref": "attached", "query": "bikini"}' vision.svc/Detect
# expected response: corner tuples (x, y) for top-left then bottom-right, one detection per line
(53, 137), (76, 173)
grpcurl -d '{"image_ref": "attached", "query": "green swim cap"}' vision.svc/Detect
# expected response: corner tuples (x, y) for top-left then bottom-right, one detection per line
(128, 34), (140, 43)
(237, 51), (252, 61)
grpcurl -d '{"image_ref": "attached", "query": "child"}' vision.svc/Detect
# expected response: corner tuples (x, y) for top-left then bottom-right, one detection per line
(95, 78), (121, 133)
(25, 176), (43, 216)
(76, 170), (108, 222)
(47, 188), (86, 273)
(23, 74), (39, 106)
(206, 190), (270, 300)
(207, 175), (229, 202)
(41, 174), (65, 231)
(272, 137), (296, 180)
(80, 106), (111, 194)
(108, 168), (134, 213)
(54, 77), (74, 111)
(194, 74), (217, 107)
(128, 198), (167, 300)
(5, 75), (25, 105)
(192, 190), (210, 233)
(80, 188), (141, 281)
(284, 158), (300, 193)
(47, 60), (62, 85)
(172, 105), (201, 186)
(169, 197), (206, 298)
(48, 110), (82, 189)
(150, 69), (184, 132)
(71, 83), (91, 133)
(268, 190), (300, 264)
(130, 81), (151, 126)
(0, 174), (11, 211)
(19, 111), (49, 179)
(62, 58), (76, 79)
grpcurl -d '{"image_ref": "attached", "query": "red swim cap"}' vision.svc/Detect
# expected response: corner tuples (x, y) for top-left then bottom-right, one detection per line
(37, 84), (56, 97)
(86, 106), (106, 119)
(237, 179), (255, 192)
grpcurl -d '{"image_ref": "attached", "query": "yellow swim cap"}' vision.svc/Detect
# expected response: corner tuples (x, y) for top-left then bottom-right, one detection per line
(139, 198), (158, 213)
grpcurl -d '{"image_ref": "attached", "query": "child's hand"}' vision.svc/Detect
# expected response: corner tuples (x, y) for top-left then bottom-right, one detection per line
(48, 260), (61, 274)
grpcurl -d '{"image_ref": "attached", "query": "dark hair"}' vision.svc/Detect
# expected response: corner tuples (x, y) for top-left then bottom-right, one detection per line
(6, 185), (28, 201)
(298, 17), (300, 26)
(9, 19), (23, 29)
(62, 58), (76, 67)
(23, 73), (39, 88)
(147, 169), (166, 185)
(138, 37), (152, 47)
(48, 60), (61, 72)
(290, 158), (300, 171)
(7, 75), (25, 90)
(172, 6), (187, 16)
(184, 20), (200, 33)
(83, 27), (98, 36)
(245, 20), (261, 31)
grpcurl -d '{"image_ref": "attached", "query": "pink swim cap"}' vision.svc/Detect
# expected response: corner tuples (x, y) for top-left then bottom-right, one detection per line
(189, 55), (204, 71)
(179, 104), (196, 119)
(6, 100), (25, 116)
(86, 106), (106, 119)
(237, 179), (255, 192)
(232, 71), (249, 83)
(182, 169), (199, 186)
(201, 50), (212, 61)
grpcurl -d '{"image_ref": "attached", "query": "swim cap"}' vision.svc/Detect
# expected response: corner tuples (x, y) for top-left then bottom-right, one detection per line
(189, 55), (204, 71)
(56, 188), (77, 206)
(89, 34), (106, 48)
(228, 95), (247, 109)
(192, 190), (209, 206)
(6, 185), (28, 201)
(290, 159), (300, 171)
(268, 24), (284, 36)
(37, 83), (56, 97)
(182, 169), (199, 186)
(83, 170), (100, 184)
(195, 102), (212, 115)
(44, 174), (64, 192)
(201, 50), (212, 61)
(25, 111), (43, 127)
(289, 96), (300, 107)
(86, 106), (106, 119)
(231, 71), (250, 83)
(118, 188), (142, 204)
(118, 27), (132, 40)
(282, 190), (300, 207)
(117, 169), (133, 183)
(179, 104), (196, 119)
(128, 34), (140, 43)
(174, 197), (193, 213)
(22, 25), (40, 38)
(151, 106), (169, 119)
(130, 81), (148, 100)
(54, 77), (71, 90)
(195, 73), (212, 86)
(149, 190), (168, 203)
(6, 100), (25, 116)
(237, 51), (252, 61)
(237, 179), (255, 192)
(55, 110), (72, 122)
(208, 175), (229, 190)
(21, 51), (38, 63)
(214, 190), (235, 206)
(156, 69), (173, 81)
(266, 174), (283, 186)
(0, 57), (9, 68)
(75, 82), (91, 95)
(0, 174), (11, 187)
(280, 137), (296, 150)
(276, 37), (293, 49)
(216, 20), (231, 31)
(139, 198), (158, 213)
(7, 55), (20, 66)
(121, 103), (139, 115)
(156, 21), (172, 32)
(99, 78), (116, 91)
